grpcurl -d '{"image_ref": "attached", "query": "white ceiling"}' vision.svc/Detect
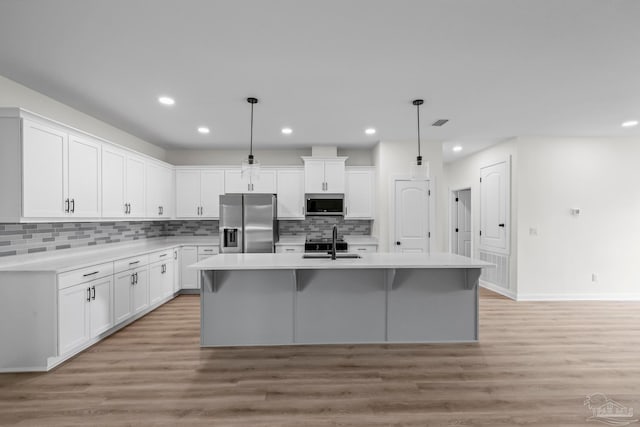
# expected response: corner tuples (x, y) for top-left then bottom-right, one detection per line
(1, 0), (639, 163)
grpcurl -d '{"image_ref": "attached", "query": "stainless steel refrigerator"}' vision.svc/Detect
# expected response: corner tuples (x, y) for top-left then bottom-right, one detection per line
(219, 194), (278, 253)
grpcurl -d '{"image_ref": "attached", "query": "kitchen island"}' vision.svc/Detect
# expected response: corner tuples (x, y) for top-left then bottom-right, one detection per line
(192, 252), (493, 346)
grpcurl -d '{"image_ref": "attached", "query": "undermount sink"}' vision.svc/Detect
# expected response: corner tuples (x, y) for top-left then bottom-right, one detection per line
(302, 253), (362, 259)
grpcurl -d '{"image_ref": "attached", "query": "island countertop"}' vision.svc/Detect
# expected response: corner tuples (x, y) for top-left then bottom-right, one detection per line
(191, 252), (493, 270)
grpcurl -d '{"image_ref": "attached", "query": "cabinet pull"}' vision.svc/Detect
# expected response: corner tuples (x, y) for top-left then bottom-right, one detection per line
(86, 287), (91, 302)
(131, 274), (135, 285)
(70, 199), (75, 213)
(159, 206), (163, 215)
(65, 198), (70, 213)
(91, 286), (96, 300)
(159, 254), (168, 257)
(134, 272), (138, 284)
(129, 260), (140, 266)
(174, 251), (178, 260)
(83, 271), (99, 277)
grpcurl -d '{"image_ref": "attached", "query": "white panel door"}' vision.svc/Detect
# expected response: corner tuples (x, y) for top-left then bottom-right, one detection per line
(250, 170), (277, 193)
(22, 119), (67, 218)
(480, 161), (509, 253)
(102, 145), (127, 217)
(277, 169), (305, 219)
(304, 160), (325, 193)
(132, 268), (149, 314)
(126, 156), (146, 217)
(345, 169), (374, 219)
(394, 180), (429, 253)
(149, 262), (164, 305)
(89, 277), (113, 338)
(180, 246), (198, 289)
(323, 160), (345, 193)
(201, 169), (225, 218)
(454, 189), (472, 257)
(175, 170), (202, 218)
(68, 134), (101, 218)
(58, 283), (90, 355)
(224, 169), (248, 193)
(114, 271), (133, 324)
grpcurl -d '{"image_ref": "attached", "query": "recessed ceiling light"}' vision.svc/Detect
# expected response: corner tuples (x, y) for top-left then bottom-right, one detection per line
(197, 127), (210, 134)
(158, 96), (175, 106)
(281, 127), (293, 135)
(452, 145), (463, 152)
(622, 120), (638, 128)
(365, 128), (376, 135)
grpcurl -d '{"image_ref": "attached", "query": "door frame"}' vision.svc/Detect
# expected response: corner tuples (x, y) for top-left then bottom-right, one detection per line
(449, 187), (473, 256)
(388, 174), (435, 253)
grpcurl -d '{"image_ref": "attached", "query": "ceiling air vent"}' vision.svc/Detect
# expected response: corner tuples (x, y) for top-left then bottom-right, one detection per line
(432, 119), (449, 127)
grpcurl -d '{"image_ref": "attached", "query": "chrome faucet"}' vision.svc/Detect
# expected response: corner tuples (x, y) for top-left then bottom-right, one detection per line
(331, 225), (338, 260)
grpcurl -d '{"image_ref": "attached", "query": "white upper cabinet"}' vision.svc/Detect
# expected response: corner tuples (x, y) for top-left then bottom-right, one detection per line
(21, 119), (101, 219)
(345, 168), (375, 219)
(146, 161), (173, 218)
(479, 159), (510, 254)
(303, 157), (346, 194)
(102, 144), (146, 218)
(224, 169), (276, 194)
(175, 168), (225, 218)
(277, 169), (305, 219)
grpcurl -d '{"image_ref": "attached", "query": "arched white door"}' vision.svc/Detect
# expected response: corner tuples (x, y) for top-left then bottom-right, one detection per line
(393, 180), (430, 253)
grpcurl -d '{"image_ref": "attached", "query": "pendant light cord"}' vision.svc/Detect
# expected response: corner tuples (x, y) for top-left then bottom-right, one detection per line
(250, 101), (254, 158)
(416, 102), (421, 159)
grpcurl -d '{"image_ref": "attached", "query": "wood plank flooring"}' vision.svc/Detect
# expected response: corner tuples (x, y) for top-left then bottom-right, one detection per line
(2, 288), (640, 426)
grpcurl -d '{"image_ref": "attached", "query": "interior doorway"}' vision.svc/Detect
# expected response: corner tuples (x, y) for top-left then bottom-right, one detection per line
(451, 188), (472, 257)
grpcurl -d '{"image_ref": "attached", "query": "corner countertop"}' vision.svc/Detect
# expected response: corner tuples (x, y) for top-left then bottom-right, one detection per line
(191, 252), (493, 271)
(0, 237), (219, 274)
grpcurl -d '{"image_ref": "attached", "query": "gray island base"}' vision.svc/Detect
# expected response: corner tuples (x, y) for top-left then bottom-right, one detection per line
(192, 253), (493, 346)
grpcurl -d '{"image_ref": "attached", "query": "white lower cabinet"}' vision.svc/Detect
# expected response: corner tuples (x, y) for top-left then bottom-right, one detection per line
(114, 266), (149, 324)
(173, 247), (181, 293)
(149, 259), (173, 304)
(275, 244), (304, 253)
(180, 246), (199, 290)
(58, 275), (113, 356)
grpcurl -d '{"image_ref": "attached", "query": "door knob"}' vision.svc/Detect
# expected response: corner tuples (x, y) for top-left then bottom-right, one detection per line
(396, 241), (401, 246)
(498, 223), (505, 227)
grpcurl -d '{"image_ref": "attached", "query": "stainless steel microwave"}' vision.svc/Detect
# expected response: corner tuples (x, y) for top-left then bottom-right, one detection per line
(305, 194), (345, 216)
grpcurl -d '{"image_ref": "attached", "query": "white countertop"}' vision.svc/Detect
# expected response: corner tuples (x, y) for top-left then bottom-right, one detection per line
(191, 252), (492, 271)
(0, 237), (219, 273)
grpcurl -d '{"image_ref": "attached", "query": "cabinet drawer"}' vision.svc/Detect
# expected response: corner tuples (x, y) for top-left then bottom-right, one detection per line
(114, 254), (149, 273)
(349, 244), (377, 253)
(276, 245), (304, 253)
(149, 249), (173, 264)
(58, 262), (114, 290)
(198, 246), (219, 256)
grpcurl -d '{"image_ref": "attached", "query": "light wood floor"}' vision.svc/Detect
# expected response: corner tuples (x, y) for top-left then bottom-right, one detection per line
(2, 288), (640, 426)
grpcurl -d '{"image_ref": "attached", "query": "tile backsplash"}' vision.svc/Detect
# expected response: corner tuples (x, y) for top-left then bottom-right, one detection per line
(0, 217), (372, 257)
(279, 217), (372, 240)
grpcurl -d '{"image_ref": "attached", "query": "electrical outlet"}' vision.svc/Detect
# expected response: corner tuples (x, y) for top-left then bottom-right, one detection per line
(592, 273), (598, 283)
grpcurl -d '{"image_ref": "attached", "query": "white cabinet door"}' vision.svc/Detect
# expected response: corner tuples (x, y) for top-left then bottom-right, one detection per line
(201, 169), (225, 218)
(149, 262), (164, 305)
(159, 166), (174, 218)
(180, 246), (198, 289)
(126, 156), (146, 217)
(114, 271), (134, 324)
(175, 170), (201, 218)
(345, 169), (374, 219)
(224, 169), (248, 193)
(163, 261), (174, 298)
(304, 160), (325, 193)
(58, 283), (90, 355)
(173, 248), (181, 292)
(277, 169), (305, 219)
(480, 161), (509, 253)
(89, 276), (113, 337)
(146, 162), (172, 218)
(323, 160), (345, 193)
(68, 134), (102, 218)
(22, 119), (68, 218)
(251, 170), (277, 193)
(132, 268), (149, 314)
(102, 145), (127, 218)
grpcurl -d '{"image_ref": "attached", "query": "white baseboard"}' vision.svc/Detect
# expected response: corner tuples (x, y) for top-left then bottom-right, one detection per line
(480, 280), (516, 300)
(517, 292), (640, 301)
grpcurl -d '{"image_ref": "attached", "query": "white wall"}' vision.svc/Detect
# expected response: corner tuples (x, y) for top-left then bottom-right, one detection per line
(373, 140), (444, 252)
(0, 75), (166, 160)
(516, 136), (640, 300)
(167, 147), (374, 166)
(444, 139), (518, 297)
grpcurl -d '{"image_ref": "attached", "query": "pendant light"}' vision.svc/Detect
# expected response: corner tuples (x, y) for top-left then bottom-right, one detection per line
(241, 97), (260, 180)
(410, 99), (429, 179)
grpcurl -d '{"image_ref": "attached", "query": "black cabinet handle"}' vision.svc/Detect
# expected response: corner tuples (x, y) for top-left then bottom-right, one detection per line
(83, 271), (99, 277)
(91, 286), (96, 300)
(498, 223), (505, 228)
(135, 272), (138, 284)
(86, 287), (91, 302)
(65, 198), (70, 213)
(70, 199), (75, 213)
(129, 260), (140, 266)
(131, 274), (135, 285)
(159, 254), (168, 258)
